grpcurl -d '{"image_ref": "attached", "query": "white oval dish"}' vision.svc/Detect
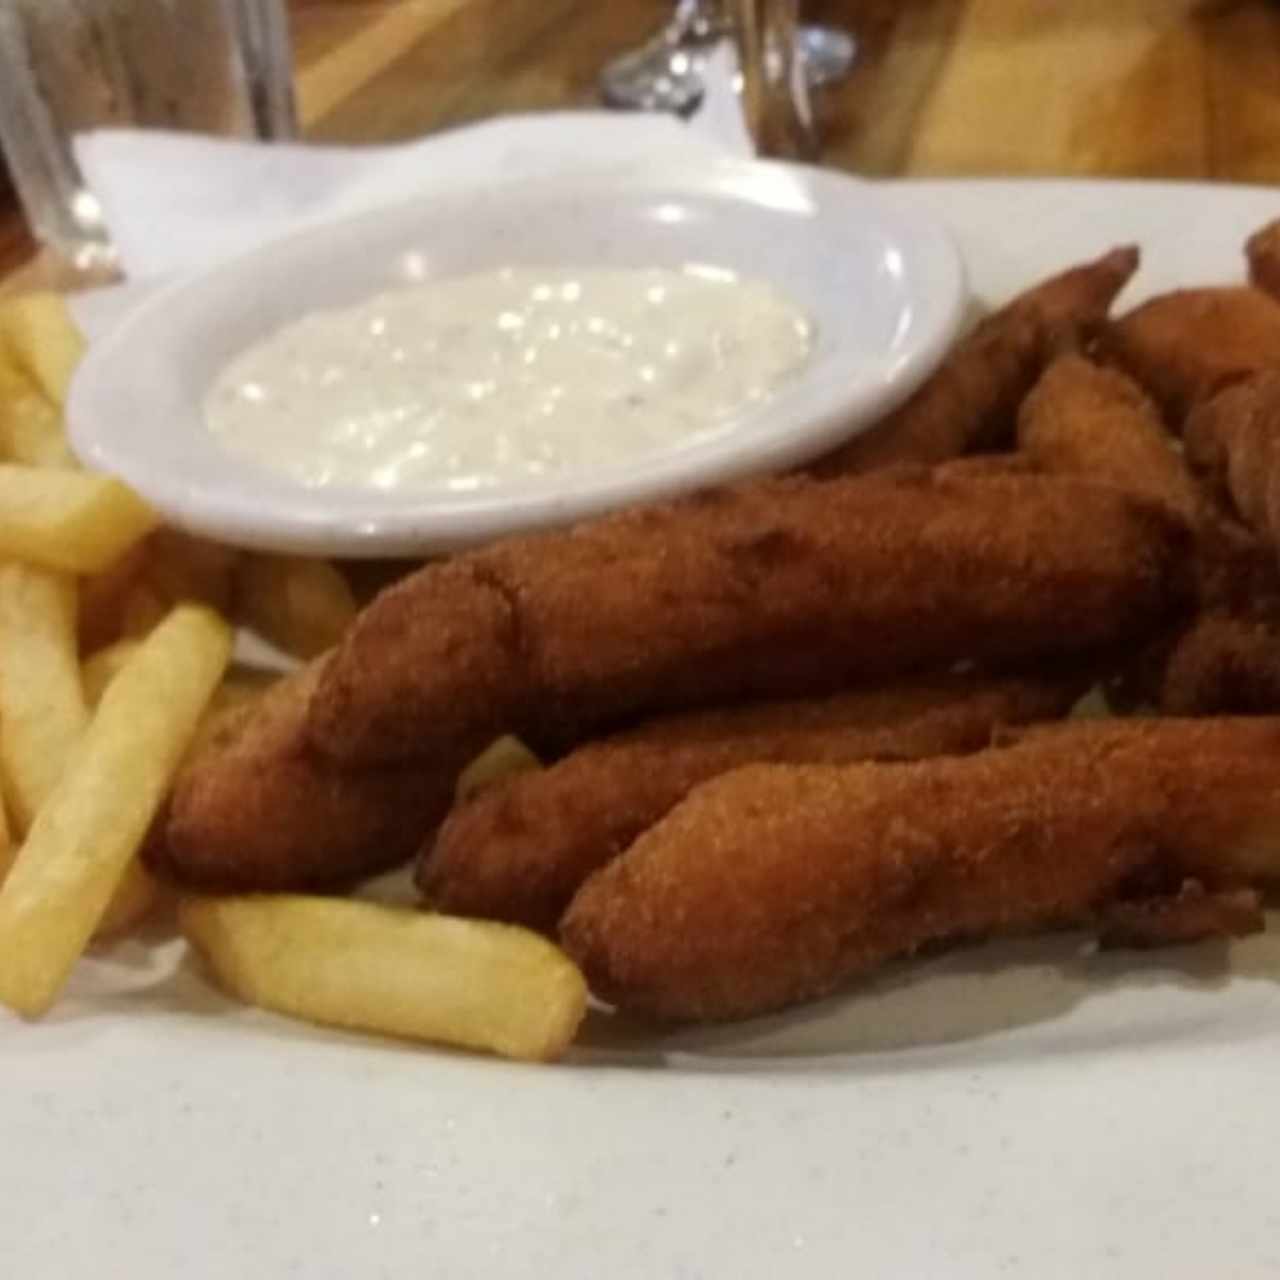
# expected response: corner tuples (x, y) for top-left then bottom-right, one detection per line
(67, 157), (966, 556)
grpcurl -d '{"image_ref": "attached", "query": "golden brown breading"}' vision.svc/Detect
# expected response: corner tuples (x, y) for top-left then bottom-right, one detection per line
(1185, 371), (1280, 535)
(1246, 217), (1280, 302)
(151, 659), (458, 891)
(1014, 355), (1280, 707)
(560, 718), (1280, 1021)
(1189, 511), (1280, 616)
(418, 673), (1084, 931)
(929, 453), (1032, 479)
(1017, 353), (1202, 525)
(1106, 287), (1280, 424)
(813, 246), (1139, 475)
(308, 470), (1186, 766)
(1157, 613), (1280, 715)
(1181, 375), (1280, 679)
(1096, 882), (1263, 950)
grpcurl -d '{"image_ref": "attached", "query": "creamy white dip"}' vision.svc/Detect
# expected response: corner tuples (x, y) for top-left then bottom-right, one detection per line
(203, 266), (813, 491)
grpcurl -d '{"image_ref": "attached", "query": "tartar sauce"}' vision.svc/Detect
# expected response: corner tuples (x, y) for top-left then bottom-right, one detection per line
(204, 266), (813, 491)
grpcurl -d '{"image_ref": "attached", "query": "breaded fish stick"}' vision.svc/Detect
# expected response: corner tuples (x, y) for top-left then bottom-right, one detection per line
(1189, 512), (1280, 616)
(419, 673), (1084, 931)
(1246, 217), (1280, 302)
(1182, 372), (1280, 643)
(813, 246), (1139, 475)
(1017, 353), (1202, 525)
(1158, 614), (1280, 715)
(151, 660), (457, 891)
(1106, 287), (1280, 424)
(1185, 371), (1280, 541)
(1096, 882), (1263, 950)
(1016, 359), (1280, 716)
(561, 718), (1280, 1021)
(1014, 354), (1272, 689)
(309, 470), (1185, 765)
(1105, 519), (1280, 709)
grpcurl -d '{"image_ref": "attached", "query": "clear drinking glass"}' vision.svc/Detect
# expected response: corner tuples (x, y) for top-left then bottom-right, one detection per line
(600, 0), (853, 122)
(0, 0), (296, 271)
(730, 0), (817, 160)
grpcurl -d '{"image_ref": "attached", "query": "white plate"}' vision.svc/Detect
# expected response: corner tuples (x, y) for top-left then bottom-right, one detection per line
(11, 179), (1280, 1280)
(65, 159), (964, 556)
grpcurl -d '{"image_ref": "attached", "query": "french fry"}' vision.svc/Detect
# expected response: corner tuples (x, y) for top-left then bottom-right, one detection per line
(0, 605), (232, 1016)
(0, 357), (75, 469)
(0, 466), (158, 574)
(180, 895), (588, 1062)
(234, 554), (356, 658)
(0, 565), (88, 831)
(83, 640), (272, 798)
(82, 634), (237, 940)
(85, 645), (273, 762)
(0, 293), (86, 407)
(60, 633), (159, 940)
(455, 735), (542, 805)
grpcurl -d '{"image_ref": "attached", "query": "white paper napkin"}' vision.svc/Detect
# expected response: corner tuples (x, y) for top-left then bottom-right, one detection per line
(70, 41), (751, 294)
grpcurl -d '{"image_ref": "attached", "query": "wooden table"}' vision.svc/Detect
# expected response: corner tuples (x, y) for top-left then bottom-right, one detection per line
(5, 0), (1280, 287)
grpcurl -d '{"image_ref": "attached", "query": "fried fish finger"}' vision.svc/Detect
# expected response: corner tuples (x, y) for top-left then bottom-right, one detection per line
(1096, 882), (1263, 950)
(1157, 613), (1280, 715)
(1017, 353), (1201, 524)
(561, 718), (1280, 1021)
(813, 246), (1139, 475)
(1184, 371), (1280, 541)
(151, 659), (458, 891)
(1017, 356), (1280, 626)
(1189, 511), (1280, 616)
(309, 470), (1185, 766)
(1107, 287), (1280, 424)
(1182, 374), (1280, 651)
(419, 673), (1084, 931)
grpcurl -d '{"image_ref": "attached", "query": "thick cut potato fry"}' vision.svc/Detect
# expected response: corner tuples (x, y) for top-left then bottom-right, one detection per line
(234, 555), (357, 658)
(0, 358), (75, 469)
(0, 605), (231, 1016)
(0, 293), (86, 406)
(0, 466), (157, 574)
(0, 565), (88, 830)
(180, 895), (587, 1062)
(84, 639), (270, 765)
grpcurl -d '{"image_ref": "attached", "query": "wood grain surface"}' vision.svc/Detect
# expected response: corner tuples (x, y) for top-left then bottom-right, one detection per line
(4, 0), (1280, 286)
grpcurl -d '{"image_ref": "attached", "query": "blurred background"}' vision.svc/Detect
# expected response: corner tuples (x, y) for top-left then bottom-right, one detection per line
(3, 0), (1280, 279)
(275, 0), (1280, 174)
